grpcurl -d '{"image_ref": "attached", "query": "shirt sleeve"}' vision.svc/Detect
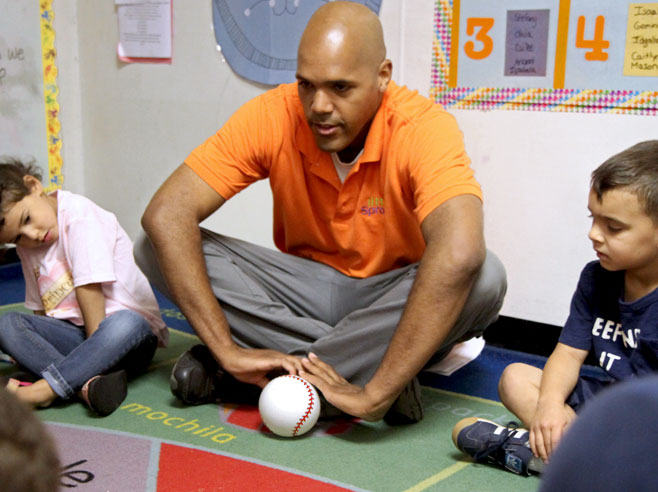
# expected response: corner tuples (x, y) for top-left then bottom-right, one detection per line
(18, 249), (43, 311)
(406, 109), (482, 224)
(184, 93), (274, 201)
(559, 265), (595, 351)
(64, 215), (117, 287)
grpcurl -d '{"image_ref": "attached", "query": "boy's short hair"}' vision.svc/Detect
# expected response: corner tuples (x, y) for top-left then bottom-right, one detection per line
(591, 140), (658, 223)
(0, 157), (42, 214)
(0, 387), (61, 491)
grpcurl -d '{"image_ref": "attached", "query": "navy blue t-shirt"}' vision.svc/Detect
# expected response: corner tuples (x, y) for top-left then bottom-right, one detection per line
(559, 261), (658, 380)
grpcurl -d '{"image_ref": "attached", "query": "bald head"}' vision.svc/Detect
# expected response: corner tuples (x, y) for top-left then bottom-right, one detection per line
(298, 1), (386, 70)
(295, 2), (392, 161)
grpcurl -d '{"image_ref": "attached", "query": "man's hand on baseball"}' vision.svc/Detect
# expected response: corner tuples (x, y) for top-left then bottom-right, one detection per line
(221, 346), (303, 389)
(299, 353), (392, 421)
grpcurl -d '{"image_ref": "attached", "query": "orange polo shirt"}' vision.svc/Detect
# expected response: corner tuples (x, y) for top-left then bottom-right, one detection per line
(185, 81), (481, 278)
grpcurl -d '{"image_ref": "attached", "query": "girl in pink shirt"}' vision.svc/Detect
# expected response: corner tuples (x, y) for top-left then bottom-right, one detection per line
(0, 158), (167, 416)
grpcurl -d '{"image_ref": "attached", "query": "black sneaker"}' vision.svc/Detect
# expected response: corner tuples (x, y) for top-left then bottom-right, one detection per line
(170, 345), (261, 405)
(452, 417), (544, 475)
(383, 377), (424, 425)
(170, 345), (223, 405)
(82, 370), (128, 416)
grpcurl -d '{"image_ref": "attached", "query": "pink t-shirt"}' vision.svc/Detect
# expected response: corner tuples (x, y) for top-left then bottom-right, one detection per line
(18, 190), (168, 347)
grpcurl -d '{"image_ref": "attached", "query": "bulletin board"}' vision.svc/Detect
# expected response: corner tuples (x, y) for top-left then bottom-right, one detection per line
(0, 0), (62, 190)
(431, 0), (658, 114)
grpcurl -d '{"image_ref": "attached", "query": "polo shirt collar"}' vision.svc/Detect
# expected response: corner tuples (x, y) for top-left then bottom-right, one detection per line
(360, 84), (392, 164)
(296, 108), (324, 163)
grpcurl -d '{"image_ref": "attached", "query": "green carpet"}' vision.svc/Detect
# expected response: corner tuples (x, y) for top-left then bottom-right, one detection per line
(1, 302), (540, 491)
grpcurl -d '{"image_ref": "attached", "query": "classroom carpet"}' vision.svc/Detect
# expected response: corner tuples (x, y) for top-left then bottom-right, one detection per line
(0, 262), (543, 491)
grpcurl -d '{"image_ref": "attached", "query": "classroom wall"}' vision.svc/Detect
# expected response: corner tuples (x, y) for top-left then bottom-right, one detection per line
(52, 1), (657, 327)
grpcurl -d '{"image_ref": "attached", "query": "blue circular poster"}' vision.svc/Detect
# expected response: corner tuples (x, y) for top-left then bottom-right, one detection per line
(212, 0), (382, 85)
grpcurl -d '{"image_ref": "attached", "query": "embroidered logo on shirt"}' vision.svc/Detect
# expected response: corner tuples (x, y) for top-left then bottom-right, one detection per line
(40, 270), (74, 313)
(361, 196), (385, 216)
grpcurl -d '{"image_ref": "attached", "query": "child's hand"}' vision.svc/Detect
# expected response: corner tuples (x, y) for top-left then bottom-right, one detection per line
(529, 400), (576, 463)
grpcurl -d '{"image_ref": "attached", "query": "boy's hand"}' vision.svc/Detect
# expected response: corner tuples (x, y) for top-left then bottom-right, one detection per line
(529, 342), (587, 462)
(530, 400), (577, 462)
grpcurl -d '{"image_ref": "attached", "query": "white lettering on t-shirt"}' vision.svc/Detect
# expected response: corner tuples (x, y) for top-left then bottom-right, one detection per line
(599, 351), (622, 371)
(601, 320), (615, 339)
(592, 317), (640, 349)
(592, 317), (604, 336)
(612, 323), (624, 342)
(626, 328), (640, 349)
(621, 328), (639, 349)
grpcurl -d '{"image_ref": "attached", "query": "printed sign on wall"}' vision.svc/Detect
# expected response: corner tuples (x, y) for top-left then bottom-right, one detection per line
(431, 0), (658, 114)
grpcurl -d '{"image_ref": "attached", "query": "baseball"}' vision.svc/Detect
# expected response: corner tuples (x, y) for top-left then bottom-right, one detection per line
(258, 375), (321, 437)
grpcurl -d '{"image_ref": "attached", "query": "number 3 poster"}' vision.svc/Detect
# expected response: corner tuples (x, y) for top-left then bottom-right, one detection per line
(431, 0), (658, 114)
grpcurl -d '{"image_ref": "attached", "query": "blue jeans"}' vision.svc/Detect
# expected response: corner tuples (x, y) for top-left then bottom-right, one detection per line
(0, 310), (157, 399)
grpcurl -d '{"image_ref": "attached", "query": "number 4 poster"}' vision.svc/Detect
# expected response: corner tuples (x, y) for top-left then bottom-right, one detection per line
(431, 0), (658, 114)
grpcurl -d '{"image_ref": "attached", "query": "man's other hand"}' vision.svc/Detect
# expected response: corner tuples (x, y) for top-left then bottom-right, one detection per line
(299, 353), (394, 421)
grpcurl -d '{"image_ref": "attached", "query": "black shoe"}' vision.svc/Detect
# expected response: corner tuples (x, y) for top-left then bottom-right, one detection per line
(170, 345), (223, 405)
(383, 377), (424, 425)
(82, 370), (128, 416)
(452, 418), (544, 475)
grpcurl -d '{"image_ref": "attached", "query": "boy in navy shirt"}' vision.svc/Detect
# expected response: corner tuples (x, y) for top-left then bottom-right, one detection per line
(452, 140), (658, 475)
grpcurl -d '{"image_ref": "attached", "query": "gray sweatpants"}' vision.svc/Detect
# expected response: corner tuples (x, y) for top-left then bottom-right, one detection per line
(135, 229), (506, 386)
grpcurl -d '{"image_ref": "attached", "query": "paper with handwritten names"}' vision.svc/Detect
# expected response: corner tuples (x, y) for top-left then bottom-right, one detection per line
(624, 3), (658, 76)
(116, 0), (172, 62)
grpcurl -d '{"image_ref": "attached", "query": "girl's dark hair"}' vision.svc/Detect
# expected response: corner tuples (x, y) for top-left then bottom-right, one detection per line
(0, 157), (43, 213)
(591, 140), (658, 223)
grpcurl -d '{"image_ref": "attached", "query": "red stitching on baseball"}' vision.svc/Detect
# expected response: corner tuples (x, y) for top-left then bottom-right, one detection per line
(288, 375), (316, 436)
